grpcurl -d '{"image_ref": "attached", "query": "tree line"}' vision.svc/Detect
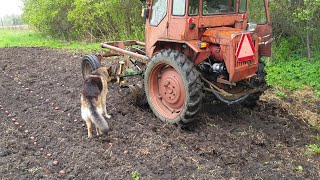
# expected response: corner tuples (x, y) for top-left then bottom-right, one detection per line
(22, 0), (320, 59)
(1, 15), (23, 27)
(23, 0), (145, 41)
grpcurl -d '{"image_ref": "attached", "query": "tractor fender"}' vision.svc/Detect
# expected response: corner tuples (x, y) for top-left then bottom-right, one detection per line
(151, 39), (211, 65)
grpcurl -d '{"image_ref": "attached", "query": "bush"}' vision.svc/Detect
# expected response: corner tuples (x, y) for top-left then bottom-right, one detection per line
(266, 43), (320, 92)
(68, 0), (145, 41)
(23, 0), (145, 41)
(23, 0), (75, 40)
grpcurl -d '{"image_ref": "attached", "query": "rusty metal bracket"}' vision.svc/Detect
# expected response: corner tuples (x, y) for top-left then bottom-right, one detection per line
(217, 77), (236, 86)
(201, 75), (265, 99)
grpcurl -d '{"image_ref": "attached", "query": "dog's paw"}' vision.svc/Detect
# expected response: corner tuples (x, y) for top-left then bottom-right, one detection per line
(105, 114), (111, 119)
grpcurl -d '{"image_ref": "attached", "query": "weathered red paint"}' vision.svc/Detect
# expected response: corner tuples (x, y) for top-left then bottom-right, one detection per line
(256, 0), (272, 57)
(208, 45), (224, 62)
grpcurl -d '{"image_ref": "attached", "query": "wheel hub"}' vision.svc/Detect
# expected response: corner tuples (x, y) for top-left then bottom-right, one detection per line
(159, 68), (183, 105)
(149, 64), (186, 119)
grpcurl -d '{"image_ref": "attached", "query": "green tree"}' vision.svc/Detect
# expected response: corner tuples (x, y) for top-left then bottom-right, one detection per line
(293, 0), (320, 59)
(269, 0), (320, 59)
(23, 0), (145, 41)
(23, 0), (74, 39)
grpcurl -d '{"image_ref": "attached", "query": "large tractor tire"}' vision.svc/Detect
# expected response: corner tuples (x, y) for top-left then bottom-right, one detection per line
(81, 55), (101, 79)
(144, 49), (203, 125)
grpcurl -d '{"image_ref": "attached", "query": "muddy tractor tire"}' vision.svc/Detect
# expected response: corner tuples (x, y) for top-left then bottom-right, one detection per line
(242, 61), (267, 107)
(81, 55), (101, 79)
(144, 49), (203, 125)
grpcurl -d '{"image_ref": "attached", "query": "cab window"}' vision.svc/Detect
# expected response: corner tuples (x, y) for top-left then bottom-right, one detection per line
(188, 0), (199, 16)
(172, 0), (186, 16)
(248, 0), (267, 24)
(150, 0), (168, 26)
(203, 0), (236, 15)
(239, 0), (247, 13)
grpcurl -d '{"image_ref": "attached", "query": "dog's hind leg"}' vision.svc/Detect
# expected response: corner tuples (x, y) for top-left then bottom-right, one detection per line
(103, 103), (111, 119)
(85, 118), (93, 138)
(96, 127), (103, 136)
(104, 111), (111, 119)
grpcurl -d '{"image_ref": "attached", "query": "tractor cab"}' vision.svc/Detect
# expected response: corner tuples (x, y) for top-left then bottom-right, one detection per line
(145, 0), (272, 58)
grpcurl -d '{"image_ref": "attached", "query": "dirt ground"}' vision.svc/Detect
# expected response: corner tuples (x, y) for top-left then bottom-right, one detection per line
(0, 47), (319, 180)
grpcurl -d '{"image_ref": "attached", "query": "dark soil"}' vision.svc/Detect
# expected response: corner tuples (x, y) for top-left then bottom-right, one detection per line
(0, 47), (319, 180)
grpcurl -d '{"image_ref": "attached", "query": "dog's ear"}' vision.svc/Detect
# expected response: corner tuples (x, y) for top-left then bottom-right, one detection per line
(107, 66), (112, 76)
(105, 66), (112, 82)
(107, 65), (118, 83)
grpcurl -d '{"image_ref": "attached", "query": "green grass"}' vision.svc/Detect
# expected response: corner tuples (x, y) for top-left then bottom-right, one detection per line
(265, 58), (320, 97)
(266, 37), (320, 98)
(131, 170), (140, 180)
(0, 29), (102, 53)
(306, 136), (320, 156)
(275, 90), (287, 99)
(307, 144), (320, 155)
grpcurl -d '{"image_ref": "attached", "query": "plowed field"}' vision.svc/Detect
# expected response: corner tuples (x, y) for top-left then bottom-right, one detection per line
(0, 47), (319, 179)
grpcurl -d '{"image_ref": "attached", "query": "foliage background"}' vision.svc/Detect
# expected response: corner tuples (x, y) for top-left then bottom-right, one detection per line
(270, 0), (320, 59)
(21, 0), (320, 94)
(22, 0), (145, 41)
(267, 0), (320, 95)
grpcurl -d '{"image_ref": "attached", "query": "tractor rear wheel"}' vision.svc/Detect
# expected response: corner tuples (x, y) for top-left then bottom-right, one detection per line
(241, 61), (267, 107)
(81, 55), (101, 79)
(144, 49), (203, 125)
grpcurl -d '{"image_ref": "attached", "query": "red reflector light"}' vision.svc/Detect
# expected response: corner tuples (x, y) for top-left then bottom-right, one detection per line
(187, 17), (194, 24)
(242, 13), (248, 20)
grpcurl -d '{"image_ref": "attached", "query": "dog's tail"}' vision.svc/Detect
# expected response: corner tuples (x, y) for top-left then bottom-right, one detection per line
(87, 99), (110, 135)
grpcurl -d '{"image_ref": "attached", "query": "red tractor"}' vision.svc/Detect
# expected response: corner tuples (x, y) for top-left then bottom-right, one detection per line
(81, 0), (273, 125)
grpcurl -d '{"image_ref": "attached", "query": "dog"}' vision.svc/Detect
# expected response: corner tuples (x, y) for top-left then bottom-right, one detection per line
(81, 66), (113, 138)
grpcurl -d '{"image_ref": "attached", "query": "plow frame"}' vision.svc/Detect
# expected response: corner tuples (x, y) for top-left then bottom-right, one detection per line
(100, 40), (150, 64)
(97, 41), (150, 93)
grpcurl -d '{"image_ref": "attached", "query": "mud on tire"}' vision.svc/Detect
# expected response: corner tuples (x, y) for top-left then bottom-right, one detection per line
(144, 49), (203, 125)
(242, 61), (267, 107)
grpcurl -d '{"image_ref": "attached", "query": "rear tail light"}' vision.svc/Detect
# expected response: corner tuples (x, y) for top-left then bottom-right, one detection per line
(242, 13), (248, 20)
(187, 18), (196, 29)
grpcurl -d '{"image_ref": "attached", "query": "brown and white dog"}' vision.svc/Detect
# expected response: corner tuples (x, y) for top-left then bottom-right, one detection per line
(81, 66), (113, 138)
